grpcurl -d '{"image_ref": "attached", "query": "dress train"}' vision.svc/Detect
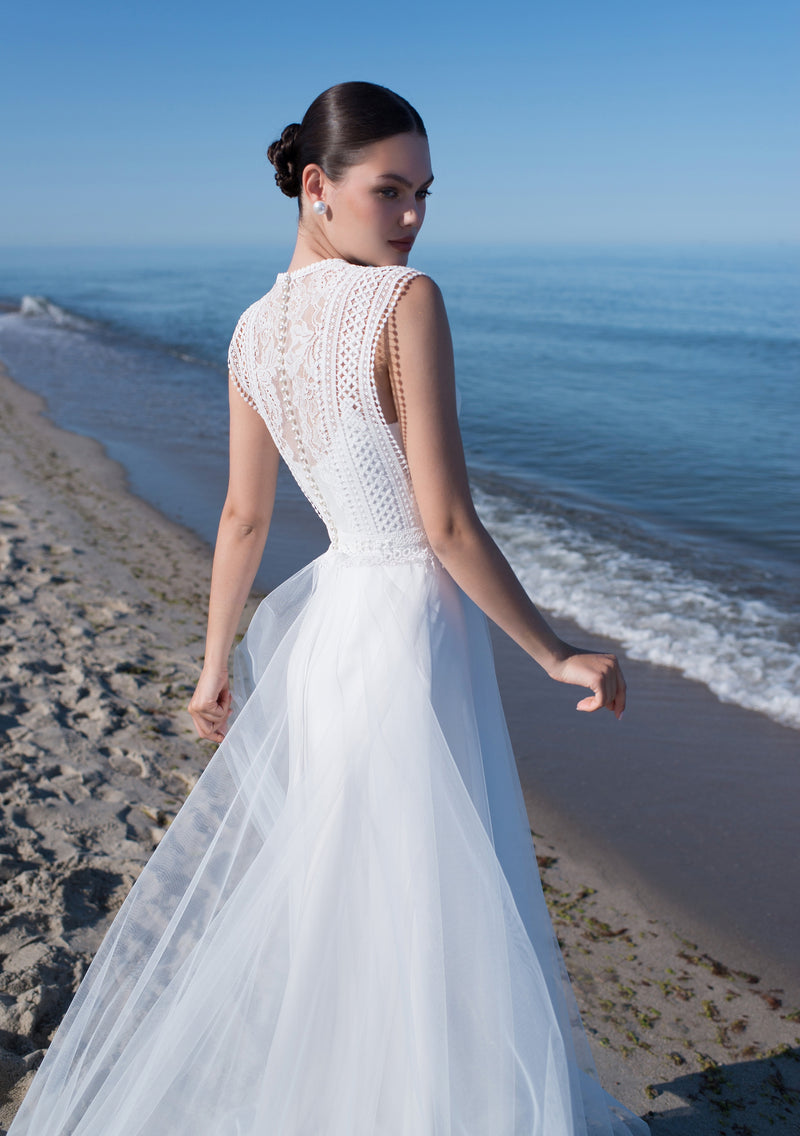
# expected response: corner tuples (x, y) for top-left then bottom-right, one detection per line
(9, 549), (648, 1134)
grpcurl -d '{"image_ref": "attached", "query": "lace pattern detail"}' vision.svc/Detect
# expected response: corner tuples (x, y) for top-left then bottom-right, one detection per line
(327, 529), (438, 567)
(228, 259), (434, 564)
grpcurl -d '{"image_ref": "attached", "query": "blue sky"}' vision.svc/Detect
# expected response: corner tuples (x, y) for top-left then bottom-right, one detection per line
(1, 0), (797, 245)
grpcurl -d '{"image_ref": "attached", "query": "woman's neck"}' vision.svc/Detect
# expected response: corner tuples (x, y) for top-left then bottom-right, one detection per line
(285, 227), (343, 274)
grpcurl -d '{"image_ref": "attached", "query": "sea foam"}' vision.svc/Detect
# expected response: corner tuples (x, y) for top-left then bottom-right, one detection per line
(474, 486), (800, 731)
(20, 295), (94, 331)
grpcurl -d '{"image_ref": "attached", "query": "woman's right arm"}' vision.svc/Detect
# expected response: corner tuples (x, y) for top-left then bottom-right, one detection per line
(389, 275), (625, 719)
(188, 378), (280, 742)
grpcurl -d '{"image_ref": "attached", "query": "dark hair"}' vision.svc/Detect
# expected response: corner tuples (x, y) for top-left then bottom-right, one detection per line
(267, 82), (427, 210)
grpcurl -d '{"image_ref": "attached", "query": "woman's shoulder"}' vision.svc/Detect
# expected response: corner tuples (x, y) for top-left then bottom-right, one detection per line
(231, 288), (274, 333)
(386, 269), (444, 313)
(349, 262), (442, 306)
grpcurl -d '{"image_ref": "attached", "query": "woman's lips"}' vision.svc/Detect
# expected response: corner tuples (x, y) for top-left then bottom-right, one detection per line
(388, 238), (414, 251)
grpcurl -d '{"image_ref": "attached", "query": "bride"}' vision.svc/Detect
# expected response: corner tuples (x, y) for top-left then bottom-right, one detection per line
(9, 82), (649, 1134)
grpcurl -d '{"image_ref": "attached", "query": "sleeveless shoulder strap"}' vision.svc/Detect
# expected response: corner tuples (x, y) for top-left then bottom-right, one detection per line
(326, 265), (425, 405)
(338, 264), (424, 344)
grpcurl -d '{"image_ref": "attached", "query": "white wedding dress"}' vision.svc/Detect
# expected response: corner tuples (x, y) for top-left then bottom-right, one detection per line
(8, 258), (649, 1135)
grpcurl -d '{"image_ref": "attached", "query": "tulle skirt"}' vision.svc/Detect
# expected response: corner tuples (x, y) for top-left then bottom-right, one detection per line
(8, 547), (648, 1134)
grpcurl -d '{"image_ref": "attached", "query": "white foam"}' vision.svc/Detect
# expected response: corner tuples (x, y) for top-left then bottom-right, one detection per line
(474, 487), (800, 731)
(19, 295), (93, 330)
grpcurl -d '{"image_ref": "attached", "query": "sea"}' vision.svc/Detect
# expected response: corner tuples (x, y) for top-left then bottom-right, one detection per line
(0, 243), (798, 731)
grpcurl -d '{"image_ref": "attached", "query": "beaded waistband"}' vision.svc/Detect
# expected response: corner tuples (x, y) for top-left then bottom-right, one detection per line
(326, 528), (437, 566)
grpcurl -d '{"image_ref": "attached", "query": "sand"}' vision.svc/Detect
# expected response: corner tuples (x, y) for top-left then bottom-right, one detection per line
(0, 359), (798, 1133)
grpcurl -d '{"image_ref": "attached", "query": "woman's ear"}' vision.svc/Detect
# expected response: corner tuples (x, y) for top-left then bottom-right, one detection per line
(301, 164), (326, 207)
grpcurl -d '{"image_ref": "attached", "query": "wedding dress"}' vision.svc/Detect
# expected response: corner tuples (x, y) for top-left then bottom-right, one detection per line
(8, 258), (649, 1135)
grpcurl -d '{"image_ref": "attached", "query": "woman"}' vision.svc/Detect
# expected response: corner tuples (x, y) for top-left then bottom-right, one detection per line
(9, 82), (648, 1134)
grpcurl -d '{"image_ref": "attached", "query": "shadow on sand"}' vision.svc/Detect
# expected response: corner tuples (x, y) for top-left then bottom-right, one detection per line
(644, 1045), (800, 1135)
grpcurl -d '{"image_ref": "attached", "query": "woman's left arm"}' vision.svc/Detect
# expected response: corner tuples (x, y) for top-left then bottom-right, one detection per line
(188, 378), (280, 742)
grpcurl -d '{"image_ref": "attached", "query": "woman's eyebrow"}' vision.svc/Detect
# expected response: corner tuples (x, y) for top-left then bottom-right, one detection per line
(377, 172), (435, 188)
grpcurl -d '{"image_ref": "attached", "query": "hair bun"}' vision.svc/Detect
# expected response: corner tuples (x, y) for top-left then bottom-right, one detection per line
(267, 123), (303, 198)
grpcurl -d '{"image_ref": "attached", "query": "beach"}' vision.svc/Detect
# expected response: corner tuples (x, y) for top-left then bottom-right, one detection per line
(1, 356), (798, 1132)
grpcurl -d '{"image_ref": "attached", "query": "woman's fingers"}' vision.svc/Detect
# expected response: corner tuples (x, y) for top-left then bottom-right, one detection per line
(189, 705), (222, 741)
(554, 650), (626, 720)
(188, 683), (232, 743)
(576, 691), (603, 713)
(191, 707), (227, 743)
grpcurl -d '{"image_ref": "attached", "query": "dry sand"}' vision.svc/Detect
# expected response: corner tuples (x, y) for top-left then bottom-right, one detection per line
(0, 360), (797, 1133)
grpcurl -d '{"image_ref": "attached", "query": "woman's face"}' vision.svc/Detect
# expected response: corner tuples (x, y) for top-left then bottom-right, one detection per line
(306, 132), (434, 267)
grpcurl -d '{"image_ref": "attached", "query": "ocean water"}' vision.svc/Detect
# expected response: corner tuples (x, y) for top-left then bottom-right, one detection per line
(0, 243), (797, 730)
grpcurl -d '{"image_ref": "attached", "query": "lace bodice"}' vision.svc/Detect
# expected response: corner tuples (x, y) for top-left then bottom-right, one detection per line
(228, 258), (436, 565)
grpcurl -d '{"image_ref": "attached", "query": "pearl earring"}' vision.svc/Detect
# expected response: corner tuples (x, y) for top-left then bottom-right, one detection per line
(312, 200), (326, 215)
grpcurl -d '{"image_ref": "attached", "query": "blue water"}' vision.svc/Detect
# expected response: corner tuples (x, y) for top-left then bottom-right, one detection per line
(0, 243), (798, 728)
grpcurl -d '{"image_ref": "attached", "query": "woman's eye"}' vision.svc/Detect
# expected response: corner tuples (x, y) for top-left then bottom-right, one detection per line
(377, 187), (431, 200)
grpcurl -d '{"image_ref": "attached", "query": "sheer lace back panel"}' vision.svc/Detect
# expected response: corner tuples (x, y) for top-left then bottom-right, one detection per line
(229, 259), (434, 565)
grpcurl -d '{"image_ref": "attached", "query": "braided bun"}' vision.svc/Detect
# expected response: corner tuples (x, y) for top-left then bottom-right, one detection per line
(267, 123), (302, 197)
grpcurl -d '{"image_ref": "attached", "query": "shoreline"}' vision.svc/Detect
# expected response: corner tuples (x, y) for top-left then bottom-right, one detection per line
(0, 359), (798, 1130)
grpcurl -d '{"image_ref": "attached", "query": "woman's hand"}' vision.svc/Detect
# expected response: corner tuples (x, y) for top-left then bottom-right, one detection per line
(188, 668), (232, 743)
(547, 649), (626, 720)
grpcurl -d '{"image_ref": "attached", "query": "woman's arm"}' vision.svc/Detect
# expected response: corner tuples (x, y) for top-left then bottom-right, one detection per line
(188, 379), (280, 742)
(389, 275), (625, 718)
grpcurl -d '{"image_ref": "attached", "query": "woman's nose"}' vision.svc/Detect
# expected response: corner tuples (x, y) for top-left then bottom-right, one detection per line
(401, 206), (419, 227)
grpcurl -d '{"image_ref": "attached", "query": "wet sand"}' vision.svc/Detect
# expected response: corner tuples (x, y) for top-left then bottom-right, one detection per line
(493, 629), (800, 1002)
(0, 359), (798, 1132)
